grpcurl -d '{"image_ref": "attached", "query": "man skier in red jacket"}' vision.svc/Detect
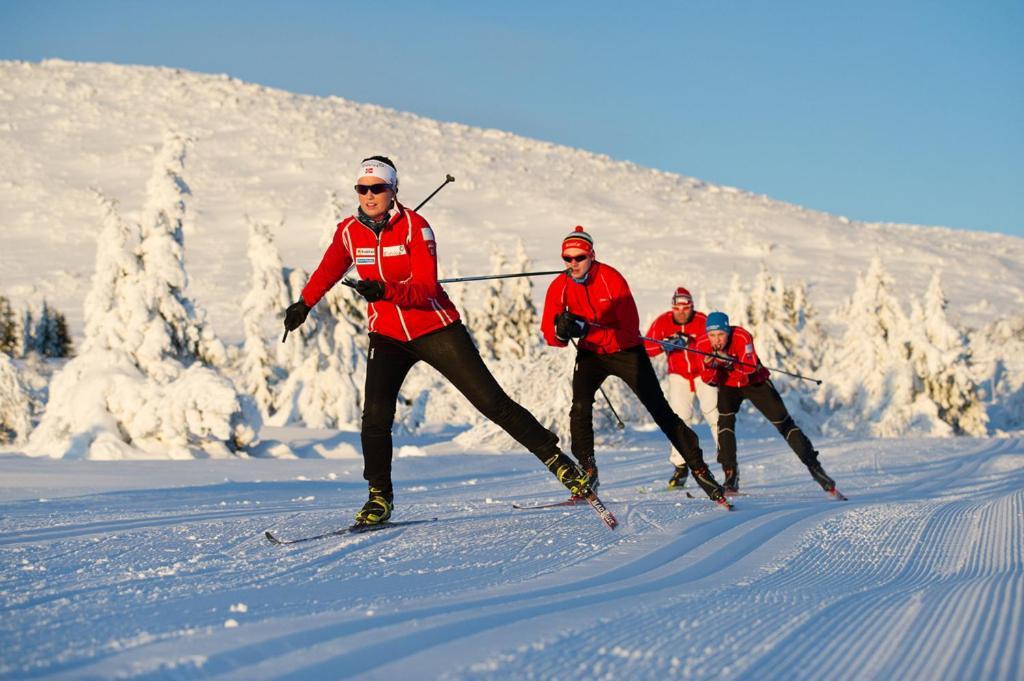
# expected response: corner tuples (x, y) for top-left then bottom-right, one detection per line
(697, 311), (840, 496)
(541, 227), (728, 505)
(645, 287), (719, 490)
(284, 157), (592, 525)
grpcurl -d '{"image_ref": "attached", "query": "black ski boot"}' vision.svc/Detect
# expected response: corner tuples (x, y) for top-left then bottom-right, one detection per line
(354, 485), (393, 526)
(722, 466), (739, 494)
(691, 465), (727, 502)
(544, 452), (593, 498)
(807, 462), (836, 492)
(577, 455), (599, 493)
(667, 465), (689, 490)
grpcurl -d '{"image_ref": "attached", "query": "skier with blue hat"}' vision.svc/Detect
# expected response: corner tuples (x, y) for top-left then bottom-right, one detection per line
(695, 312), (843, 498)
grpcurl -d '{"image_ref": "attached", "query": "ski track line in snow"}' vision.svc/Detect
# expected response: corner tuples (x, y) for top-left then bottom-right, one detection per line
(0, 503), (303, 546)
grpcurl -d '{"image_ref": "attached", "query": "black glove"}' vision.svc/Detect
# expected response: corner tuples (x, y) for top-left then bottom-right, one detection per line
(284, 300), (311, 331)
(554, 312), (588, 341)
(354, 279), (386, 302)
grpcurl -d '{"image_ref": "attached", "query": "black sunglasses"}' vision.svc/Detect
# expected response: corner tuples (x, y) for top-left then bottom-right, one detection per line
(354, 183), (393, 195)
(562, 254), (589, 263)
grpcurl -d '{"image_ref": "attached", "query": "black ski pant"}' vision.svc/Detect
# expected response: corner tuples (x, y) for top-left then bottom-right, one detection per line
(361, 322), (560, 494)
(570, 345), (708, 470)
(716, 380), (819, 469)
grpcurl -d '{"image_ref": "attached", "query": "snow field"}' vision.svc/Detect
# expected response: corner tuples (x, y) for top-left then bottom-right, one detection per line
(1, 431), (1021, 680)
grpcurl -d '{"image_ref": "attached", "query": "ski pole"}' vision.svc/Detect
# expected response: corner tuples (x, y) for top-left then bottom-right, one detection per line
(642, 334), (822, 385)
(342, 269), (568, 289)
(571, 338), (626, 430)
(439, 269), (566, 284)
(414, 174), (455, 212)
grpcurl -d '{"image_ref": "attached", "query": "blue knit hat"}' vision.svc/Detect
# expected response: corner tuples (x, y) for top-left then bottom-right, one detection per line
(705, 312), (730, 333)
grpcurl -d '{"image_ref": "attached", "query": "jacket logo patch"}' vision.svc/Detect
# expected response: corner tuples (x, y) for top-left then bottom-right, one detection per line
(382, 245), (407, 257)
(355, 247), (375, 256)
(745, 344), (754, 353)
(356, 256), (376, 265)
(421, 226), (435, 242)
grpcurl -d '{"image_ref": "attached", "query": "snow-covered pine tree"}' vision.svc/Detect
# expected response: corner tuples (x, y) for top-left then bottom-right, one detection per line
(0, 352), (31, 445)
(695, 288), (710, 316)
(270, 243), (364, 430)
(819, 256), (917, 436)
(26, 141), (260, 459)
(441, 259), (484, 350)
(0, 297), (17, 356)
(31, 301), (72, 358)
(476, 250), (508, 360)
(969, 314), (1024, 432)
(785, 279), (826, 373)
(239, 219), (293, 418)
(721, 273), (750, 327)
(135, 132), (225, 376)
(744, 264), (790, 374)
(908, 272), (987, 435)
(19, 308), (32, 358)
(53, 311), (72, 358)
(82, 191), (146, 358)
(495, 239), (541, 360)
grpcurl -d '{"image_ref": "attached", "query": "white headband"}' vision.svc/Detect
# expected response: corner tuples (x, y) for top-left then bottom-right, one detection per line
(356, 160), (398, 189)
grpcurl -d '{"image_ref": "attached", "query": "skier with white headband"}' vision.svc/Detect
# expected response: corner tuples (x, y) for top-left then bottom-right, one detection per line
(284, 156), (594, 525)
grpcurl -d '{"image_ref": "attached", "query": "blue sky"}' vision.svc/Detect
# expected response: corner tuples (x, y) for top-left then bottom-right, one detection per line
(2, 0), (1022, 237)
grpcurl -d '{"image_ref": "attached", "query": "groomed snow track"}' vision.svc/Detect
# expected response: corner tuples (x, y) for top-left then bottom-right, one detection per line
(1, 437), (1021, 680)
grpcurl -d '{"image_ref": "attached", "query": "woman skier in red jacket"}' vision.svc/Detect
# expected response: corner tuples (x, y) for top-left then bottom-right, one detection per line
(284, 157), (591, 525)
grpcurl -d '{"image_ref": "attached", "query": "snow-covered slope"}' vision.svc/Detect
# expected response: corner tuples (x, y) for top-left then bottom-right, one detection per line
(2, 60), (1022, 343)
(1, 430), (1021, 680)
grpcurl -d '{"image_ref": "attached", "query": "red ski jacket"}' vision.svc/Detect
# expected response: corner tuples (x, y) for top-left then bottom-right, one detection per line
(696, 326), (770, 388)
(301, 202), (460, 342)
(541, 262), (641, 354)
(645, 310), (708, 389)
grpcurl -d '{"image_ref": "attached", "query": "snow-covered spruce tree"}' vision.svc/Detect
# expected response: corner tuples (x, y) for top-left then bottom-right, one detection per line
(970, 315), (1024, 432)
(495, 239), (542, 360)
(0, 352), (31, 445)
(744, 265), (790, 374)
(907, 272), (987, 435)
(19, 308), (32, 358)
(270, 209), (365, 430)
(134, 132), (226, 376)
(818, 257), (917, 436)
(440, 259), (484, 350)
(721, 273), (750, 327)
(0, 297), (17, 356)
(81, 191), (146, 357)
(745, 267), (828, 382)
(31, 301), (73, 358)
(239, 219), (293, 418)
(475, 250), (509, 360)
(26, 141), (258, 459)
(785, 279), (827, 373)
